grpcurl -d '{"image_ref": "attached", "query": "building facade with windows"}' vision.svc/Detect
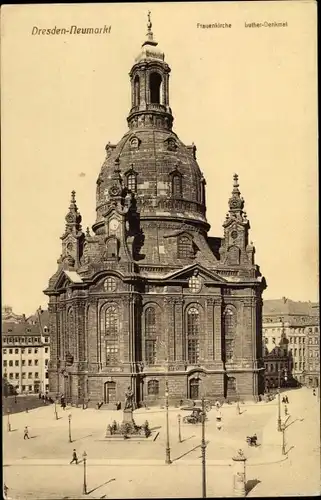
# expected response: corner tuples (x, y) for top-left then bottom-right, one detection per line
(2, 308), (50, 395)
(263, 298), (319, 389)
(44, 16), (266, 406)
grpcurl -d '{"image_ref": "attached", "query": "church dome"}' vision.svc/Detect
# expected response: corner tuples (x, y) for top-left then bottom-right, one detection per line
(93, 13), (207, 235)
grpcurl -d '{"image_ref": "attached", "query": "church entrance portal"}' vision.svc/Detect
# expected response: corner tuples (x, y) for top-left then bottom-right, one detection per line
(189, 378), (200, 400)
(104, 381), (116, 403)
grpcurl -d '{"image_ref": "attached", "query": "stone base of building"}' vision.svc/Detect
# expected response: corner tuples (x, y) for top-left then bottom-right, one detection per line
(49, 367), (264, 406)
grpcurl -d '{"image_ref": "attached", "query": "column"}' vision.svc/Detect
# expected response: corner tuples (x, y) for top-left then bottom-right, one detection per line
(205, 298), (215, 360)
(213, 299), (222, 361)
(174, 298), (184, 362)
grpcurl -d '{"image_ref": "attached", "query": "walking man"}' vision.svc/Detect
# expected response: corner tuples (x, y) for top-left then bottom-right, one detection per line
(23, 426), (29, 440)
(70, 449), (78, 464)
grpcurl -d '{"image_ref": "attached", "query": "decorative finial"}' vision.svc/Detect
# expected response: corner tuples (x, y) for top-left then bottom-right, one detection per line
(147, 11), (152, 31)
(86, 227), (90, 237)
(233, 174), (239, 187)
(71, 190), (76, 203)
(146, 10), (153, 41)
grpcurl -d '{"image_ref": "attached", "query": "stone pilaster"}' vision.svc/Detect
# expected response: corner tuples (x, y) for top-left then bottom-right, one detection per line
(213, 298), (223, 362)
(205, 298), (215, 360)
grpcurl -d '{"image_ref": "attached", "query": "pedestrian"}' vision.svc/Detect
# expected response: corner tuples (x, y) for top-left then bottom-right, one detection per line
(3, 483), (8, 500)
(23, 426), (29, 440)
(282, 396), (285, 404)
(285, 395), (289, 404)
(70, 449), (78, 464)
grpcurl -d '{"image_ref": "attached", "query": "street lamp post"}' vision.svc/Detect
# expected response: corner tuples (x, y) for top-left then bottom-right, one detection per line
(54, 400), (58, 420)
(281, 423), (286, 455)
(82, 451), (87, 495)
(277, 368), (282, 432)
(165, 379), (171, 464)
(178, 414), (182, 443)
(68, 413), (72, 443)
(7, 410), (11, 432)
(201, 396), (207, 498)
(277, 368), (288, 432)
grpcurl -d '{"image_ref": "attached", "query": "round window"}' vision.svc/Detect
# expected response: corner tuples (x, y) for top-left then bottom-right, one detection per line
(104, 277), (117, 292)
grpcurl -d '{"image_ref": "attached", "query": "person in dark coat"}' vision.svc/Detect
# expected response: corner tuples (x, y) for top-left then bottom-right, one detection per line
(24, 426), (29, 440)
(70, 449), (78, 464)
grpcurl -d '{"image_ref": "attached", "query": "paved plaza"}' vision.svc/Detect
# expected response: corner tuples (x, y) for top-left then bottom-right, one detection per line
(3, 388), (320, 499)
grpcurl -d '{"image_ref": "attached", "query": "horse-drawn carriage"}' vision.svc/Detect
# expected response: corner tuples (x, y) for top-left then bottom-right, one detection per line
(182, 407), (205, 424)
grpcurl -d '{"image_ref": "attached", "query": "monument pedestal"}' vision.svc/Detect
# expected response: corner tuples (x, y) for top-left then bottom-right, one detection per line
(123, 408), (134, 424)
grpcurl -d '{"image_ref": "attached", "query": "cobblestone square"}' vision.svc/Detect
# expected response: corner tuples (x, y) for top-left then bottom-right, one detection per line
(3, 388), (320, 499)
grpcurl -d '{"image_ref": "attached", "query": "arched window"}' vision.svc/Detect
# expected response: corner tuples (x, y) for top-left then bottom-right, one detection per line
(172, 175), (182, 197)
(147, 379), (159, 395)
(178, 236), (191, 258)
(134, 75), (140, 106)
(145, 307), (157, 365)
(106, 237), (118, 259)
(224, 308), (236, 362)
(104, 305), (119, 365)
(187, 307), (200, 364)
(150, 72), (162, 104)
(127, 173), (137, 192)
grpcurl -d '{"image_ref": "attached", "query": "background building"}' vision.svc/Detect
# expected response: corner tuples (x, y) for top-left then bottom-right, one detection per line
(44, 16), (266, 407)
(2, 307), (50, 395)
(263, 298), (319, 390)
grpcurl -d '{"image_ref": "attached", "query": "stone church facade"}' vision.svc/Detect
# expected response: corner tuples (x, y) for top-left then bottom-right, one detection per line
(44, 16), (266, 406)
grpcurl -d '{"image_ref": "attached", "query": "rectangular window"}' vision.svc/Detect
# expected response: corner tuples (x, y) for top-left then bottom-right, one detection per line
(15, 360), (19, 366)
(9, 360), (13, 367)
(3, 360), (7, 367)
(22, 372), (26, 379)
(145, 340), (156, 365)
(294, 362), (298, 370)
(105, 343), (118, 364)
(28, 338), (32, 343)
(45, 359), (48, 366)
(28, 372), (33, 379)
(294, 348), (297, 356)
(45, 372), (49, 379)
(21, 348), (25, 354)
(22, 385), (26, 391)
(9, 349), (13, 354)
(35, 372), (39, 378)
(3, 349), (7, 354)
(188, 339), (200, 364)
(28, 360), (32, 366)
(9, 373), (13, 379)
(302, 338), (305, 344)
(34, 348), (38, 354)
(45, 384), (49, 391)
(29, 385), (33, 391)
(14, 348), (19, 354)
(34, 360), (39, 366)
(15, 373), (19, 379)
(22, 360), (26, 366)
(45, 348), (48, 353)
(28, 348), (32, 354)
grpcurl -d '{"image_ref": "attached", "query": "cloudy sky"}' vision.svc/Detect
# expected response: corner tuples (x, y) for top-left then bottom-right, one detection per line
(1, 1), (318, 315)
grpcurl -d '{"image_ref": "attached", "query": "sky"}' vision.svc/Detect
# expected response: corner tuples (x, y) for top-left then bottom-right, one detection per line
(1, 1), (318, 316)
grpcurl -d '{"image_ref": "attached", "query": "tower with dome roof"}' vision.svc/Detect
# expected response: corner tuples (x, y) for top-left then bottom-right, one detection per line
(44, 14), (266, 406)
